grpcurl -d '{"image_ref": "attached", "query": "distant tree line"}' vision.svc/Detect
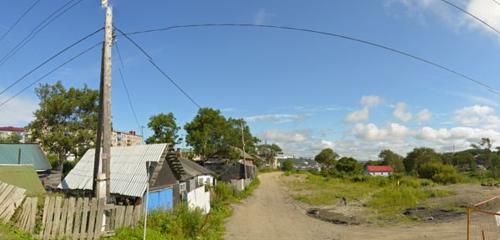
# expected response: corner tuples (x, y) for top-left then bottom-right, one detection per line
(314, 137), (500, 183)
(23, 82), (283, 171)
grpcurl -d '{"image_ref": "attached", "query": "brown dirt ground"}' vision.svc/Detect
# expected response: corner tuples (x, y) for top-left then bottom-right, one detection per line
(224, 172), (499, 240)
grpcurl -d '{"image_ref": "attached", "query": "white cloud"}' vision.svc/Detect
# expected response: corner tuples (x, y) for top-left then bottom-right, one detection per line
(259, 129), (309, 143)
(417, 108), (432, 121)
(352, 122), (412, 140)
(393, 102), (413, 122)
(386, 0), (500, 37)
(246, 113), (303, 123)
(360, 95), (384, 107)
(454, 105), (500, 128)
(254, 9), (273, 25)
(345, 107), (369, 123)
(0, 94), (38, 126)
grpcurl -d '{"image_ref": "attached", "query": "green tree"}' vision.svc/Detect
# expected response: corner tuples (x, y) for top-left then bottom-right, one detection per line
(404, 147), (441, 174)
(378, 149), (405, 172)
(184, 108), (259, 160)
(27, 82), (99, 170)
(472, 138), (499, 178)
(0, 133), (22, 143)
(146, 113), (180, 145)
(281, 159), (294, 172)
(314, 148), (339, 169)
(257, 143), (283, 166)
(335, 157), (362, 174)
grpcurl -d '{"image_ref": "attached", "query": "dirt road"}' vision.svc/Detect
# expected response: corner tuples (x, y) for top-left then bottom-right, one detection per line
(224, 172), (468, 240)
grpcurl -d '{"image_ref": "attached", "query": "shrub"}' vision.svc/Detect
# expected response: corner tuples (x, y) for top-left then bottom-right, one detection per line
(281, 160), (294, 172)
(418, 162), (461, 184)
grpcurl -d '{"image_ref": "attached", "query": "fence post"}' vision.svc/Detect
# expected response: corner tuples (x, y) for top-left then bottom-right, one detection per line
(466, 208), (471, 240)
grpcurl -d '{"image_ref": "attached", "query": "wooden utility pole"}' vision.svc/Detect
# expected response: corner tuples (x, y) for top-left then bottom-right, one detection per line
(241, 122), (248, 180)
(93, 0), (113, 202)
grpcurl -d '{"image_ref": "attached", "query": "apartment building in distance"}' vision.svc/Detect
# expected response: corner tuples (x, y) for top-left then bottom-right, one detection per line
(112, 130), (143, 146)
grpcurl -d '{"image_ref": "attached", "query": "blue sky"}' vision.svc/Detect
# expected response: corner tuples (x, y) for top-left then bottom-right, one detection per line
(1, 0), (500, 159)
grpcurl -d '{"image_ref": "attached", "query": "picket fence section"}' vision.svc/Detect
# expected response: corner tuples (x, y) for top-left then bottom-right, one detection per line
(15, 197), (38, 234)
(0, 181), (26, 222)
(36, 196), (143, 240)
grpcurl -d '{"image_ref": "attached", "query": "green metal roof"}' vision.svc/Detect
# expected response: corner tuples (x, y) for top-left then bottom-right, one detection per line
(0, 165), (45, 195)
(0, 144), (51, 171)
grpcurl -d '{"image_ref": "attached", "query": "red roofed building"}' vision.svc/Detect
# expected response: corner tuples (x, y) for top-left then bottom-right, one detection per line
(366, 165), (393, 177)
(0, 126), (26, 143)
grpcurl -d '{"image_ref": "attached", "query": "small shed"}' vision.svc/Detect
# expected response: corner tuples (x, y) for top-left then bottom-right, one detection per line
(366, 165), (394, 177)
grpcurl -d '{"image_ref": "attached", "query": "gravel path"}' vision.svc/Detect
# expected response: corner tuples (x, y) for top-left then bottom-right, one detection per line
(224, 172), (467, 240)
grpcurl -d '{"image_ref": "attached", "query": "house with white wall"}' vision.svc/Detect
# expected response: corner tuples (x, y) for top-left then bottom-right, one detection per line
(366, 165), (394, 176)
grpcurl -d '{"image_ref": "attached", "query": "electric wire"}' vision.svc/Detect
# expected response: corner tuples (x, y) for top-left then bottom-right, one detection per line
(438, 0), (500, 35)
(114, 26), (202, 108)
(0, 0), (84, 67)
(115, 42), (142, 132)
(0, 27), (103, 97)
(119, 23), (500, 96)
(0, 41), (101, 110)
(0, 0), (42, 42)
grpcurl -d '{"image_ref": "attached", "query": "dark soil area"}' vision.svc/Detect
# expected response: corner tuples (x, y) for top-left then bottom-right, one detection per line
(307, 208), (362, 225)
(403, 207), (464, 221)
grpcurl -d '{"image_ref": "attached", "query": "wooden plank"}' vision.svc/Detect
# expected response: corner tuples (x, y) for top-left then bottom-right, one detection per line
(79, 198), (90, 240)
(0, 187), (25, 221)
(114, 206), (125, 229)
(58, 198), (69, 236)
(131, 204), (142, 227)
(123, 205), (133, 227)
(65, 197), (76, 236)
(0, 185), (15, 218)
(86, 198), (98, 240)
(39, 197), (50, 239)
(43, 196), (56, 240)
(50, 196), (63, 239)
(28, 198), (38, 233)
(93, 199), (105, 239)
(72, 198), (83, 240)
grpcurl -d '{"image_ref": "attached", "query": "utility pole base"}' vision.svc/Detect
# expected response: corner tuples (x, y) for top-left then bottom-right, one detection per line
(96, 173), (107, 199)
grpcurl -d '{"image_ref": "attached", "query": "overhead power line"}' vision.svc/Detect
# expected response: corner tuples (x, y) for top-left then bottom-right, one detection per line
(0, 0), (84, 67)
(0, 41), (101, 110)
(120, 23), (500, 97)
(114, 26), (202, 108)
(438, 0), (500, 35)
(0, 0), (42, 42)
(115, 42), (142, 131)
(0, 27), (103, 98)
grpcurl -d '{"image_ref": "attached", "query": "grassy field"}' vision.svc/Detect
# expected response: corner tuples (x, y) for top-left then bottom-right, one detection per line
(282, 172), (496, 224)
(0, 223), (32, 240)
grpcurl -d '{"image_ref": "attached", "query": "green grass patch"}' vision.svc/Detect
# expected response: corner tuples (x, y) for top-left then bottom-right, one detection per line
(108, 177), (260, 240)
(285, 172), (456, 222)
(0, 222), (32, 240)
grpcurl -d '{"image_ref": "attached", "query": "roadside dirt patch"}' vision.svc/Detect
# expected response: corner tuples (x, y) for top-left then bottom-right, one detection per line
(403, 207), (464, 221)
(307, 208), (362, 225)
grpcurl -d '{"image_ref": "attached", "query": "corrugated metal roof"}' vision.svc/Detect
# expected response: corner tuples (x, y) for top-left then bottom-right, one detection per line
(179, 158), (215, 180)
(0, 144), (51, 171)
(59, 144), (168, 197)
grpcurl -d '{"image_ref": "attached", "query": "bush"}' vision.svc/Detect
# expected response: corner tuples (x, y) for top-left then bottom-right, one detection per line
(281, 160), (294, 172)
(418, 162), (461, 184)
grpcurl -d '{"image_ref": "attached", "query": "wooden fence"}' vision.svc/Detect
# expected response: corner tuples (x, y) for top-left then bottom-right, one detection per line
(8, 195), (143, 240)
(0, 181), (26, 222)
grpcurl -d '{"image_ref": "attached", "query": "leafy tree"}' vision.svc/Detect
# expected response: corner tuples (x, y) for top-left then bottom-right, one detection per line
(281, 160), (294, 172)
(335, 157), (362, 174)
(257, 143), (283, 166)
(314, 148), (338, 169)
(472, 138), (499, 178)
(0, 133), (22, 143)
(378, 149), (405, 172)
(27, 82), (98, 170)
(184, 108), (259, 160)
(403, 147), (441, 174)
(146, 113), (180, 145)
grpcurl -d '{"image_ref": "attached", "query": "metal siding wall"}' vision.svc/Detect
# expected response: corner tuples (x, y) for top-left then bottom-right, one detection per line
(147, 187), (173, 212)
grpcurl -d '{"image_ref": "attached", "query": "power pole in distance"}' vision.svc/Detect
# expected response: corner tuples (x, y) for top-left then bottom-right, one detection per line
(241, 122), (248, 180)
(93, 0), (113, 202)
